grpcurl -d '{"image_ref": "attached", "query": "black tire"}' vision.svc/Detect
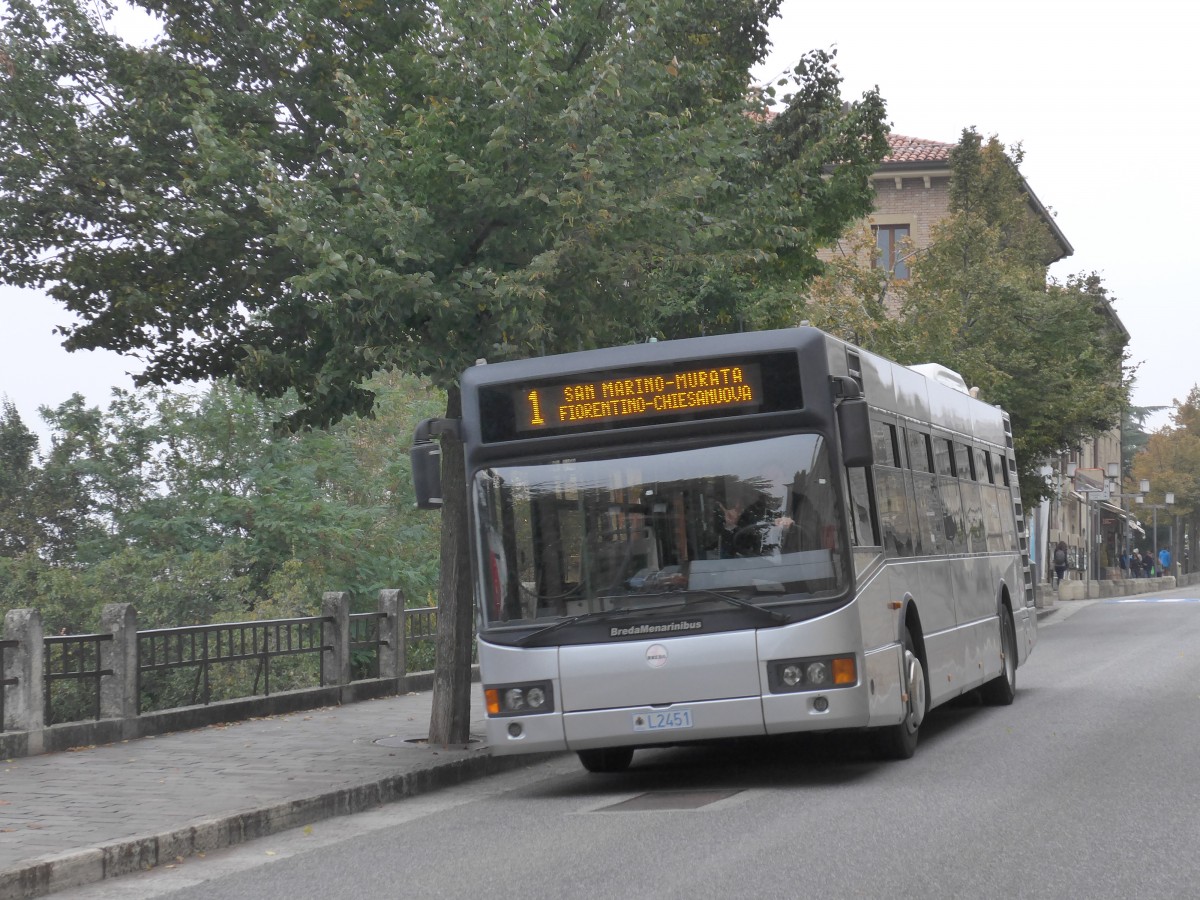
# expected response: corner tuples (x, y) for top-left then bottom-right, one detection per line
(980, 607), (1017, 706)
(873, 626), (927, 760)
(577, 747), (634, 773)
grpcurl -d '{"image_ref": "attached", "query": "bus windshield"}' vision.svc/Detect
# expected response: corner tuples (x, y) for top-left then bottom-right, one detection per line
(473, 434), (847, 627)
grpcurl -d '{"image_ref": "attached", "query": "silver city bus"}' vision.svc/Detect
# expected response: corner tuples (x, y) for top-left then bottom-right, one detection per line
(411, 327), (1036, 772)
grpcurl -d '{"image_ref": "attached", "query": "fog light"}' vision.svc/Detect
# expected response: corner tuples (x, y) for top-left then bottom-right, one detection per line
(806, 661), (829, 685)
(507, 722), (523, 737)
(504, 688), (525, 710)
(813, 696), (829, 712)
(782, 664), (803, 687)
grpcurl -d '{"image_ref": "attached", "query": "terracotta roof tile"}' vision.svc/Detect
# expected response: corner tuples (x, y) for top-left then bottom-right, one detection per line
(884, 134), (954, 164)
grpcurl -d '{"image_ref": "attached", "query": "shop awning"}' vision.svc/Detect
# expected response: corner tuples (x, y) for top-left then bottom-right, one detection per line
(1098, 501), (1145, 535)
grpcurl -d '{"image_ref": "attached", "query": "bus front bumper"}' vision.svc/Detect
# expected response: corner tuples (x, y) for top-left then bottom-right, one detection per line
(485, 686), (877, 756)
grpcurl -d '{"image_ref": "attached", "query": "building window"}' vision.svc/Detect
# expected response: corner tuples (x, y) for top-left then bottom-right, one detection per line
(873, 224), (911, 279)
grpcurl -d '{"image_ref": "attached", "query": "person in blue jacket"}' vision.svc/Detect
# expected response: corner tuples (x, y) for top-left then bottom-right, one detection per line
(1159, 546), (1172, 577)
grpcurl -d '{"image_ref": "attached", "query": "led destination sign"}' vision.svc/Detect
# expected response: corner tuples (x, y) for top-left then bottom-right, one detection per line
(474, 351), (802, 443)
(515, 362), (764, 433)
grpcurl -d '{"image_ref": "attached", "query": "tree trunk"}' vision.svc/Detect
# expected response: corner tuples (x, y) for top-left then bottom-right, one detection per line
(428, 387), (474, 746)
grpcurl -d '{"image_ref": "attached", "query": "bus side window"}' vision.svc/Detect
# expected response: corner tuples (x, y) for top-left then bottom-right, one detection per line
(956, 443), (986, 553)
(876, 466), (916, 558)
(934, 437), (955, 477)
(981, 482), (1007, 552)
(939, 473), (967, 554)
(911, 470), (946, 555)
(905, 428), (933, 474)
(871, 420), (898, 467)
(846, 467), (879, 547)
(975, 447), (993, 484)
(954, 442), (973, 482)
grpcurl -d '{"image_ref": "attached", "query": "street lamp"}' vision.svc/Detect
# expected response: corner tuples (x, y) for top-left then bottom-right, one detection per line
(1105, 463), (1125, 577)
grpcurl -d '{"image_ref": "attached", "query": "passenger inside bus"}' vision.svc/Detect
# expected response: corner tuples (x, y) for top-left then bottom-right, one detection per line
(714, 487), (795, 558)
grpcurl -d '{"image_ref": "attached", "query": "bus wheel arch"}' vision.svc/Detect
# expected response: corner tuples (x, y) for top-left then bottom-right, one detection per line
(873, 607), (928, 760)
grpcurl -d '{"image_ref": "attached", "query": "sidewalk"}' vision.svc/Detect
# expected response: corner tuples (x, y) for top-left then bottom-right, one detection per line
(0, 685), (553, 900)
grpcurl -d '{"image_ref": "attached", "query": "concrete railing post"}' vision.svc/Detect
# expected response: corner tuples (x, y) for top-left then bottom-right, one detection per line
(3, 609), (45, 733)
(100, 604), (139, 721)
(321, 592), (351, 688)
(377, 589), (404, 684)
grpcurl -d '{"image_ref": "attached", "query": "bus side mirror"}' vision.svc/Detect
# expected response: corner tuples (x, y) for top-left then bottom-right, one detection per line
(410, 440), (444, 509)
(838, 398), (874, 468)
(411, 417), (460, 510)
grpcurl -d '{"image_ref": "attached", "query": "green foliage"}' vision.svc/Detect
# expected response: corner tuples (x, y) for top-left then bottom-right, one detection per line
(0, 373), (444, 632)
(881, 130), (1131, 504)
(1, 0), (886, 428)
(0, 399), (42, 556)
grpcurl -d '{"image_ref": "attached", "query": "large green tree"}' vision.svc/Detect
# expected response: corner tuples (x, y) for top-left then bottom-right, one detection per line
(1, 0), (888, 741)
(882, 131), (1130, 504)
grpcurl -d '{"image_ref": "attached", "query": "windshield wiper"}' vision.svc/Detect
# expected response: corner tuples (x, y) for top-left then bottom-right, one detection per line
(678, 589), (791, 625)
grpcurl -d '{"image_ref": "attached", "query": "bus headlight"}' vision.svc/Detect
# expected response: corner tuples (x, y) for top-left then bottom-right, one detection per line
(485, 681), (555, 716)
(768, 655), (857, 694)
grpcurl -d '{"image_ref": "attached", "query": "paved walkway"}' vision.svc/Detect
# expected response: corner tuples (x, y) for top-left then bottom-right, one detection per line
(0, 685), (551, 900)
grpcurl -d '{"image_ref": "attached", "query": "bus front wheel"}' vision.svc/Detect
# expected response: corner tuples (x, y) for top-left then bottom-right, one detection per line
(873, 626), (927, 761)
(578, 747), (634, 773)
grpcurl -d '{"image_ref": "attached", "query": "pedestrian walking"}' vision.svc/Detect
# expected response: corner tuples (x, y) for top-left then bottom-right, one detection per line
(1159, 546), (1172, 577)
(1119, 549), (1130, 579)
(1141, 548), (1155, 577)
(1053, 541), (1068, 589)
(1130, 549), (1142, 578)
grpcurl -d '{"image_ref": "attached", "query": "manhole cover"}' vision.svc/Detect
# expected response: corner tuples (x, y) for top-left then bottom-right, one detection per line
(372, 735), (483, 750)
(597, 790), (741, 811)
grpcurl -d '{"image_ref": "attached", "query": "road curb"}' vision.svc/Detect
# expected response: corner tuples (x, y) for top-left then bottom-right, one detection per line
(0, 749), (559, 900)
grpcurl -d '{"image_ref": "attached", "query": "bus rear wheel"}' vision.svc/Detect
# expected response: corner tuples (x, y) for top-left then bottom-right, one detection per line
(578, 747), (634, 773)
(980, 607), (1017, 706)
(872, 626), (927, 761)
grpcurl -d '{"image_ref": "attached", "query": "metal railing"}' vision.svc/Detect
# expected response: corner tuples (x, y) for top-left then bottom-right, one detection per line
(44, 633), (114, 726)
(405, 606), (437, 643)
(1, 639), (17, 733)
(137, 616), (332, 713)
(349, 611), (389, 679)
(3, 599), (446, 735)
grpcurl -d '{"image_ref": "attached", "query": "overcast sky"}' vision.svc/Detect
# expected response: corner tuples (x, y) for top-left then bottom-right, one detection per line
(2, 0), (1194, 444)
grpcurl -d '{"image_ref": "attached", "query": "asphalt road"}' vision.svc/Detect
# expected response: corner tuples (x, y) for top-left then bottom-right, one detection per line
(60, 590), (1200, 900)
